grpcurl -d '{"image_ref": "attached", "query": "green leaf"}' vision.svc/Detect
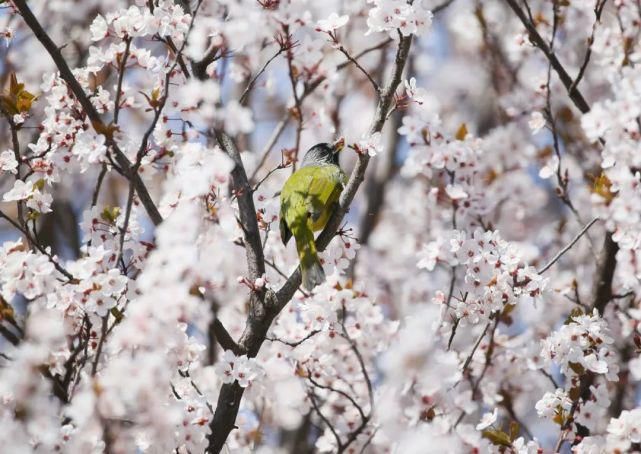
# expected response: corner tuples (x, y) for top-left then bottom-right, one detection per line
(110, 307), (124, 323)
(1, 73), (36, 115)
(564, 307), (584, 325)
(482, 429), (512, 447)
(509, 421), (520, 441)
(100, 206), (121, 224)
(27, 210), (40, 221)
(32, 179), (45, 191)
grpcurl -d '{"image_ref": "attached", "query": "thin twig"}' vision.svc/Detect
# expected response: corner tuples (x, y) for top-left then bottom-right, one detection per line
(0, 210), (74, 280)
(239, 45), (287, 105)
(267, 329), (320, 348)
(538, 217), (599, 274)
(336, 44), (380, 93)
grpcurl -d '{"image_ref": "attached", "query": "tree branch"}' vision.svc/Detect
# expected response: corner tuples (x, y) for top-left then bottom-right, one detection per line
(503, 0), (590, 114)
(538, 217), (599, 274)
(214, 131), (266, 281)
(12, 0), (163, 226)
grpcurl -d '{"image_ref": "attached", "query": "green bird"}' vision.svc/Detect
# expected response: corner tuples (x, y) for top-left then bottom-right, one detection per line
(280, 141), (347, 290)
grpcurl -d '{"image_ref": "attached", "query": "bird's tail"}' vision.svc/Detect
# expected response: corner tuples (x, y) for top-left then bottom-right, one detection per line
(295, 228), (326, 291)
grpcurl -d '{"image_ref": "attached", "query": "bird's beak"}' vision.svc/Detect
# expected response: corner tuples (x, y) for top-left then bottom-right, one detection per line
(333, 137), (345, 153)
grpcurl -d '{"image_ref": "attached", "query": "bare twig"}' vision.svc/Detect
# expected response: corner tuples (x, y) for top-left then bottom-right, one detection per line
(336, 44), (380, 93)
(267, 329), (320, 348)
(248, 116), (289, 184)
(538, 217), (599, 274)
(91, 315), (109, 376)
(570, 0), (608, 94)
(308, 391), (343, 450)
(239, 45), (287, 105)
(459, 318), (492, 377)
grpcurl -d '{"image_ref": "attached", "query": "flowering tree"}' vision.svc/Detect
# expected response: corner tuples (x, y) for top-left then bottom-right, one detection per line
(1, 0), (640, 452)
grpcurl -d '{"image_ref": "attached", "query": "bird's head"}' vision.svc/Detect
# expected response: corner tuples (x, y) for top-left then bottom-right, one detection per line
(301, 138), (344, 167)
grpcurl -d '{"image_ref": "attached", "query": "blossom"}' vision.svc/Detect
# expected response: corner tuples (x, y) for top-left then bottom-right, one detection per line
(3, 179), (34, 201)
(90, 14), (108, 41)
(475, 408), (497, 430)
(404, 77), (429, 104)
(0, 150), (18, 174)
(26, 190), (53, 213)
(367, 0), (433, 37)
(419, 228), (547, 324)
(316, 13), (349, 33)
(222, 100), (254, 135)
(607, 409), (641, 450)
(214, 350), (263, 388)
(540, 309), (618, 380)
(535, 389), (572, 420)
(445, 184), (468, 200)
(528, 111), (546, 134)
(355, 131), (383, 156)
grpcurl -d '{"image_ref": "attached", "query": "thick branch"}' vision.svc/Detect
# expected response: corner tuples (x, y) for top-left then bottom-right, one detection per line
(211, 318), (242, 355)
(214, 131), (266, 280)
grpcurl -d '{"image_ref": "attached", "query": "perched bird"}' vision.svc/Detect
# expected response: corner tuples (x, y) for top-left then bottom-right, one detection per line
(280, 140), (347, 290)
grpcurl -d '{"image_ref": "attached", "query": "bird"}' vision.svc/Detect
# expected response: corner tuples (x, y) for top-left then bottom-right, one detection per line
(279, 140), (347, 290)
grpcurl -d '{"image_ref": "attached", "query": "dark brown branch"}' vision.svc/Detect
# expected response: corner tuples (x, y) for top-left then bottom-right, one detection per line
(592, 232), (619, 316)
(214, 131), (266, 281)
(212, 318), (242, 355)
(0, 323), (21, 346)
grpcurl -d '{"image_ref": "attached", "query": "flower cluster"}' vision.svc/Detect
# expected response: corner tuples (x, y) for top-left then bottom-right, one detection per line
(540, 309), (618, 381)
(367, 0), (433, 37)
(90, 2), (190, 42)
(582, 66), (641, 253)
(419, 228), (547, 324)
(214, 350), (265, 388)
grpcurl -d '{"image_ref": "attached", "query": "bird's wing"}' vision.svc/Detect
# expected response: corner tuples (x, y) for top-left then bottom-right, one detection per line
(280, 166), (344, 235)
(305, 166), (344, 220)
(280, 169), (315, 225)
